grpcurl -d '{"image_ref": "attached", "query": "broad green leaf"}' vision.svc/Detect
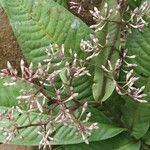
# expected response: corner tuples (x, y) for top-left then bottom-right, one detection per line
(0, 78), (31, 107)
(50, 107), (123, 145)
(92, 0), (121, 102)
(0, 79), (123, 145)
(1, 0), (95, 101)
(106, 91), (125, 119)
(72, 76), (93, 100)
(1, 0), (91, 67)
(0, 79), (48, 145)
(89, 124), (125, 142)
(0, 106), (47, 145)
(50, 123), (125, 145)
(55, 134), (141, 150)
(0, 105), (125, 145)
(124, 1), (150, 139)
(0, 101), (125, 145)
(122, 99), (150, 139)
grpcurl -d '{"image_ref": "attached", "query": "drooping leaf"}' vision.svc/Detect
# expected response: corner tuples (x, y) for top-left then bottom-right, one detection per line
(92, 0), (121, 102)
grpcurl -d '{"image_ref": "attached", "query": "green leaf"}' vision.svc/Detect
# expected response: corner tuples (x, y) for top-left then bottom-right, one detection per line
(92, 0), (121, 102)
(0, 106), (47, 145)
(126, 12), (150, 94)
(122, 99), (150, 139)
(0, 79), (49, 145)
(86, 107), (112, 124)
(55, 134), (141, 150)
(142, 130), (150, 145)
(59, 69), (93, 101)
(1, 0), (95, 101)
(50, 123), (125, 145)
(128, 0), (142, 9)
(0, 79), (48, 145)
(0, 79), (125, 146)
(1, 0), (91, 67)
(126, 29), (150, 87)
(144, 79), (150, 103)
(89, 124), (125, 142)
(54, 0), (68, 8)
(72, 75), (93, 100)
(0, 105), (125, 145)
(0, 78), (31, 107)
(106, 91), (125, 119)
(125, 2), (150, 139)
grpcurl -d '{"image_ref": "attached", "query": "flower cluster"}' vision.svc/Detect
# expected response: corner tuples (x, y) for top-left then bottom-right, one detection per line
(88, 2), (148, 103)
(0, 43), (99, 149)
(129, 1), (150, 30)
(80, 34), (102, 60)
(90, 4), (113, 32)
(69, 0), (84, 14)
(101, 49), (147, 103)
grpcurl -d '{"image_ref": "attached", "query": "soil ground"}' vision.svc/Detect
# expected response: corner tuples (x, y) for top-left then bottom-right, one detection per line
(0, 145), (33, 150)
(0, 8), (23, 70)
(68, 0), (100, 25)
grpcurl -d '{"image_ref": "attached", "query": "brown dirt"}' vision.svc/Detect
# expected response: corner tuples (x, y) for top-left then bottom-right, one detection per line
(0, 7), (23, 70)
(0, 144), (33, 150)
